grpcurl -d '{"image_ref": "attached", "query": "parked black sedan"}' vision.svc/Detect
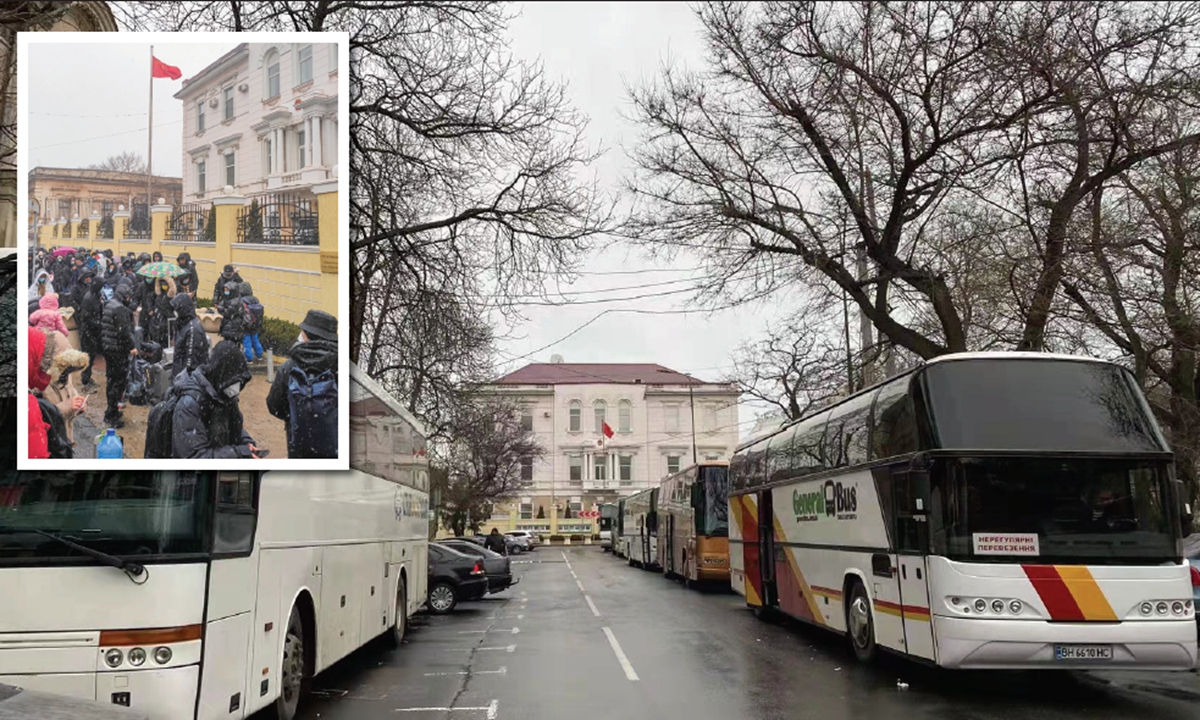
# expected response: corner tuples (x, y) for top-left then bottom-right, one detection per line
(437, 539), (518, 594)
(427, 543), (489, 614)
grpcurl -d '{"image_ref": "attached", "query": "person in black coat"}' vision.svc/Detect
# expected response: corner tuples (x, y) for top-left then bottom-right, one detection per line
(217, 280), (244, 341)
(100, 283), (137, 427)
(75, 270), (103, 390)
(169, 340), (260, 459)
(171, 293), (209, 375)
(212, 264), (243, 305)
(175, 252), (199, 298)
(143, 277), (174, 347)
(266, 310), (338, 458)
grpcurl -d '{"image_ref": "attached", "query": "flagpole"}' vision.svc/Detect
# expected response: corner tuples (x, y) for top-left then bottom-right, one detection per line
(147, 45), (153, 214)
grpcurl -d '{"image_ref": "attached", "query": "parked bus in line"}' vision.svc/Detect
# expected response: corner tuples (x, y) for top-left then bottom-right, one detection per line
(729, 352), (1197, 670)
(614, 498), (628, 558)
(622, 487), (659, 569)
(0, 365), (431, 720)
(657, 462), (731, 585)
(598, 503), (619, 551)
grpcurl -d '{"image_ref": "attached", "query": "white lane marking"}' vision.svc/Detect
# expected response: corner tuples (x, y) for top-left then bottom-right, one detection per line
(585, 595), (601, 617)
(569, 569), (578, 579)
(602, 627), (639, 681)
(511, 627), (520, 635)
(473, 645), (517, 653)
(423, 667), (507, 677)
(488, 699), (499, 720)
(576, 579), (585, 592)
(458, 630), (487, 634)
(393, 701), (498, 716)
(517, 614), (524, 620)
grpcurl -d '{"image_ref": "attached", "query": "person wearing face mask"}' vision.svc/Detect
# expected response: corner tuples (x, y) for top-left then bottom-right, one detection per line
(217, 280), (244, 342)
(75, 269), (103, 391)
(144, 276), (175, 347)
(266, 310), (338, 458)
(213, 264), (243, 306)
(166, 340), (260, 459)
(100, 283), (137, 428)
(174, 252), (199, 298)
(171, 292), (210, 376)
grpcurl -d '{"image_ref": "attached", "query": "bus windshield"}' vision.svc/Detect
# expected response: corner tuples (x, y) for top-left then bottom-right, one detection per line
(0, 472), (212, 563)
(929, 457), (1176, 563)
(920, 359), (1165, 452)
(696, 466), (729, 537)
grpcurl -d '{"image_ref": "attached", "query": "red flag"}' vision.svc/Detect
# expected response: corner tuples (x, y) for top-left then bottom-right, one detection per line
(151, 56), (182, 80)
(602, 422), (614, 439)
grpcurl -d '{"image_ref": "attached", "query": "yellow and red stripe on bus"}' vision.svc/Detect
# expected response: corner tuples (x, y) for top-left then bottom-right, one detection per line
(1022, 564), (1117, 621)
(870, 598), (931, 621)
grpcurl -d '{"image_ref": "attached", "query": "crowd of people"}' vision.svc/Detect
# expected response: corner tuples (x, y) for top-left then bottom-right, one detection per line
(27, 246), (340, 461)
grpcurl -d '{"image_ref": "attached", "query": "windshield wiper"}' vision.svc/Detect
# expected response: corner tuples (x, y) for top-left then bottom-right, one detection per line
(31, 530), (147, 583)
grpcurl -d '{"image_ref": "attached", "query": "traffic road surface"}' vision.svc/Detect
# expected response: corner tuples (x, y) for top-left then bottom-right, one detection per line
(285, 547), (1200, 720)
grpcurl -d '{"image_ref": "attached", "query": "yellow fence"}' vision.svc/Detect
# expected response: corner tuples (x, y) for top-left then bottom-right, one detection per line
(36, 184), (338, 326)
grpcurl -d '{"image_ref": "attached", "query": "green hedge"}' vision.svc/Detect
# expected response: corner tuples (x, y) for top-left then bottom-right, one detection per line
(195, 297), (214, 310)
(260, 316), (300, 357)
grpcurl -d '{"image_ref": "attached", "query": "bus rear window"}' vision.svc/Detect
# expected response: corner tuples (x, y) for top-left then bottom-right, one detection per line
(920, 360), (1164, 453)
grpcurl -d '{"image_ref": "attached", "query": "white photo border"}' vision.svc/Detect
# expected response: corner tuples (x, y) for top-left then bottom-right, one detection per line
(17, 31), (351, 470)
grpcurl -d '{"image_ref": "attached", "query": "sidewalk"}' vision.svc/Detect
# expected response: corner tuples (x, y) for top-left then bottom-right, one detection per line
(0, 684), (149, 720)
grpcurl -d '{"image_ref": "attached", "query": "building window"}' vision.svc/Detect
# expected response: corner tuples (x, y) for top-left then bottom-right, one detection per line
(705, 454), (721, 461)
(568, 402), (581, 432)
(594, 455), (608, 482)
(265, 139), (273, 175)
(520, 457), (533, 484)
(298, 129), (306, 169)
(594, 400), (607, 433)
(569, 501), (583, 516)
(706, 404), (719, 431)
(519, 503), (533, 520)
(197, 161), (206, 194)
(224, 152), (235, 187)
(666, 405), (680, 433)
(297, 44), (313, 84)
(197, 101), (205, 132)
(520, 409), (533, 432)
(618, 400), (631, 433)
(266, 51), (281, 99)
(619, 455), (632, 485)
(667, 455), (681, 475)
(223, 86), (234, 120)
(330, 43), (338, 72)
(568, 455), (583, 485)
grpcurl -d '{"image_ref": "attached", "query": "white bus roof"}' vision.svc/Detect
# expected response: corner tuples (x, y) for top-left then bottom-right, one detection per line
(924, 351), (1116, 366)
(350, 362), (429, 440)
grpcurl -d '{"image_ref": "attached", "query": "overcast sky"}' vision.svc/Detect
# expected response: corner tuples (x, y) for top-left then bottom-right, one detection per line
(501, 2), (786, 438)
(27, 41), (237, 175)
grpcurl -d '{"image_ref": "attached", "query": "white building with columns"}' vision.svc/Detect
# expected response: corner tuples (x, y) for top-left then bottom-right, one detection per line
(175, 42), (338, 201)
(475, 359), (742, 531)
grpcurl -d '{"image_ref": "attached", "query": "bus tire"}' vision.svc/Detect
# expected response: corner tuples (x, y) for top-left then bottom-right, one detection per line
(845, 581), (877, 663)
(387, 576), (408, 648)
(273, 605), (307, 720)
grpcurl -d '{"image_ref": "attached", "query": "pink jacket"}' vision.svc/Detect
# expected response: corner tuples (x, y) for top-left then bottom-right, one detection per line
(30, 293), (70, 336)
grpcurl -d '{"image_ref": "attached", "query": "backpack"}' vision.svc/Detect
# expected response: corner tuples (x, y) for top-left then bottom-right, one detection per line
(287, 365), (338, 458)
(37, 398), (72, 459)
(241, 297), (264, 333)
(144, 386), (202, 459)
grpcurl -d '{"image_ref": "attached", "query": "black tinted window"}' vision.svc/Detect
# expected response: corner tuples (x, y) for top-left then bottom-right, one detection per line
(429, 546), (445, 561)
(872, 376), (918, 459)
(823, 393), (873, 468)
(921, 360), (1164, 452)
(791, 410), (830, 476)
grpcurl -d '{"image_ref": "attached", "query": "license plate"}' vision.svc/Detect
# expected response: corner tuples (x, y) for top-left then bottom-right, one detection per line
(1054, 644), (1112, 661)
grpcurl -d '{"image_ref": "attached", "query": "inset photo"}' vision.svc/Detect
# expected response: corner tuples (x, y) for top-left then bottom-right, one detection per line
(18, 32), (348, 468)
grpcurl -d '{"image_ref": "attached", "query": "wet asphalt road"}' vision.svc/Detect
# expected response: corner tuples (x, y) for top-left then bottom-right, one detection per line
(285, 546), (1200, 720)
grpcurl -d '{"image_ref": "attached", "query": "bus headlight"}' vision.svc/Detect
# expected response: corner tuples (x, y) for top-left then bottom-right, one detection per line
(991, 600), (1005, 613)
(127, 647), (146, 666)
(104, 649), (123, 668)
(1156, 601), (1169, 615)
(1171, 602), (1185, 615)
(153, 646), (172, 665)
(1009, 600), (1022, 614)
(1140, 602), (1154, 615)
(973, 599), (987, 613)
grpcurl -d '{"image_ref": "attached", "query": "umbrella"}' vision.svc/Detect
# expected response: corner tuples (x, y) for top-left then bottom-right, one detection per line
(51, 247), (74, 257)
(135, 261), (187, 278)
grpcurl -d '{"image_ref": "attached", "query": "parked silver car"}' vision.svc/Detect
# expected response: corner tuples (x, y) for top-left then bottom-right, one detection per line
(505, 530), (540, 551)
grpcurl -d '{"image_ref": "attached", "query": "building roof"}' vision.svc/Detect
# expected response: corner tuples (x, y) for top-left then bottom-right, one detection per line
(176, 43), (249, 98)
(28, 167), (181, 184)
(491, 363), (712, 386)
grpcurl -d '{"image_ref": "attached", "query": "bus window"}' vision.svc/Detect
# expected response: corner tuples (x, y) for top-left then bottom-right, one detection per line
(766, 430), (793, 483)
(871, 377), (917, 460)
(792, 410), (831, 477)
(213, 471), (257, 556)
(823, 392), (873, 468)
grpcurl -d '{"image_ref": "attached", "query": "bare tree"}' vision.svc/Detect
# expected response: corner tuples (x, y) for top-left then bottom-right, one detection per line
(88, 151), (147, 174)
(624, 1), (1200, 361)
(434, 397), (543, 537)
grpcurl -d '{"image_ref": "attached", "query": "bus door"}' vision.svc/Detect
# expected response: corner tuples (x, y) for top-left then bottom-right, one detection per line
(664, 513), (675, 575)
(758, 489), (777, 608)
(893, 468), (935, 660)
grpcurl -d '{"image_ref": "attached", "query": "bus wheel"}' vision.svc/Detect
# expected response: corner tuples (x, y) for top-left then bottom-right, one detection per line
(387, 577), (408, 647)
(845, 582), (877, 663)
(274, 606), (306, 720)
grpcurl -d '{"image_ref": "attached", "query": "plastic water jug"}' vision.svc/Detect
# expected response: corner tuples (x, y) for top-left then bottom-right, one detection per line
(97, 429), (123, 459)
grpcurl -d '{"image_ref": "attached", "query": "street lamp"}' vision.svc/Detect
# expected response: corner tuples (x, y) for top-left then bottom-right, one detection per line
(658, 369), (698, 465)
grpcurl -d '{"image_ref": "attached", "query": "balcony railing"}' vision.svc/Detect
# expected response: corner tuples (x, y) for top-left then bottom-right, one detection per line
(237, 193), (318, 245)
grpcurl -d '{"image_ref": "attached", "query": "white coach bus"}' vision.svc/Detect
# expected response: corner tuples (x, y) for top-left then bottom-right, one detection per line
(729, 352), (1197, 670)
(621, 486), (659, 570)
(0, 365), (430, 720)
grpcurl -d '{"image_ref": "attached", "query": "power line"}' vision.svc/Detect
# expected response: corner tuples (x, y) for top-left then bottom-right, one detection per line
(31, 119), (183, 151)
(31, 110), (180, 119)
